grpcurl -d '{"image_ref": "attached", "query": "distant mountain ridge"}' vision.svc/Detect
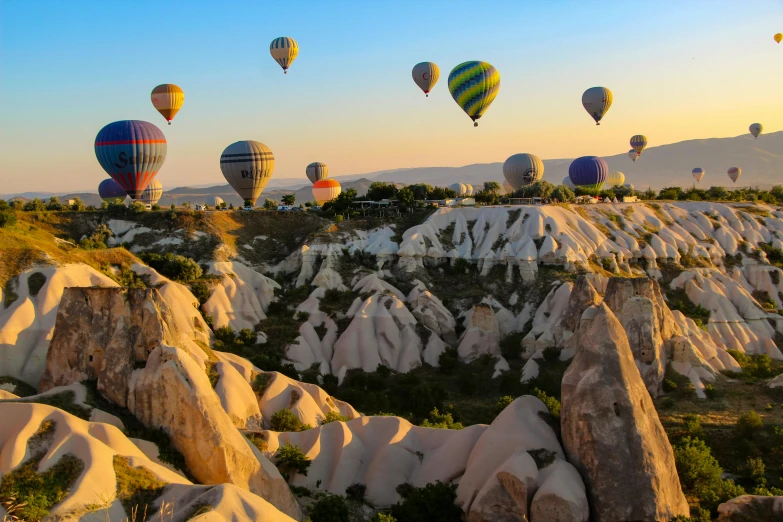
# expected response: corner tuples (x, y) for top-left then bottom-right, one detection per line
(5, 131), (781, 206)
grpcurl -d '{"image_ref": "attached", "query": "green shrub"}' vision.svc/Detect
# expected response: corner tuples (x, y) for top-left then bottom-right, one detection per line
(674, 436), (745, 512)
(420, 408), (464, 430)
(214, 325), (236, 344)
(0, 210), (17, 228)
(189, 281), (211, 305)
(274, 443), (311, 482)
(334, 215), (344, 223)
(237, 328), (256, 346)
(270, 409), (312, 432)
(389, 482), (463, 522)
(0, 453), (84, 521)
(369, 514), (397, 522)
(321, 411), (349, 425)
(309, 494), (349, 522)
(139, 252), (203, 282)
(252, 373), (273, 396)
(245, 432), (268, 453)
(113, 455), (166, 516)
(206, 362), (220, 389)
(345, 483), (366, 503)
(663, 379), (678, 392)
(736, 411), (763, 440)
(533, 388), (561, 417)
(682, 414), (703, 439)
(495, 395), (514, 414)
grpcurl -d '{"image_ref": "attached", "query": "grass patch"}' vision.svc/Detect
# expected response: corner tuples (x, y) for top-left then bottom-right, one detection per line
(206, 361), (220, 389)
(113, 455), (166, 518)
(0, 452), (84, 521)
(665, 287), (710, 328)
(9, 390), (92, 420)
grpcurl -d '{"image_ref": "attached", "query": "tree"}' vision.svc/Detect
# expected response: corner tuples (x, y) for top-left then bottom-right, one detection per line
(274, 443), (312, 482)
(674, 437), (745, 512)
(658, 186), (683, 200)
(516, 180), (555, 199)
(389, 482), (463, 522)
(129, 200), (147, 214)
(23, 198), (46, 211)
(0, 200), (7, 211)
(551, 185), (575, 203)
(483, 181), (502, 194)
(139, 252), (203, 282)
(263, 198), (279, 210)
(70, 197), (86, 212)
(270, 409), (311, 432)
(366, 182), (398, 201)
(46, 196), (64, 211)
(0, 210), (17, 228)
(10, 199), (24, 210)
(397, 187), (415, 207)
(308, 494), (349, 522)
(331, 188), (357, 213)
(407, 183), (433, 200)
(282, 194), (296, 206)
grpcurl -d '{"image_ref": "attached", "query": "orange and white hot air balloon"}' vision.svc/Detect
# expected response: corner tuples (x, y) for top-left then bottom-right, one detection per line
(312, 179), (342, 205)
(151, 84), (184, 125)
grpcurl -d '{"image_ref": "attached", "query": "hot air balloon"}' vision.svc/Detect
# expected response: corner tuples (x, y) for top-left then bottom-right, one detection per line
(562, 176), (576, 190)
(270, 37), (299, 73)
(568, 156), (608, 194)
(582, 87), (613, 125)
(449, 183), (467, 196)
(502, 180), (514, 195)
(220, 141), (275, 206)
(775, 33), (782, 44)
(412, 62), (440, 97)
(628, 150), (638, 162)
(749, 123), (763, 139)
(728, 167), (742, 184)
(630, 135), (648, 156)
(503, 153), (544, 190)
(151, 84), (184, 125)
(692, 168), (705, 183)
(98, 178), (126, 203)
(312, 179), (342, 205)
(211, 196), (224, 208)
(139, 179), (163, 206)
(464, 184), (474, 196)
(605, 171), (625, 187)
(94, 120), (167, 200)
(448, 61), (500, 127)
(623, 183), (635, 191)
(306, 162), (328, 183)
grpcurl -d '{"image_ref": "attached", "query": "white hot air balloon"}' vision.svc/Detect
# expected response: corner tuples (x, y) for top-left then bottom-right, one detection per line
(449, 183), (467, 196)
(211, 196), (224, 208)
(623, 183), (635, 191)
(692, 168), (705, 183)
(502, 153), (544, 190)
(605, 171), (625, 187)
(628, 150), (638, 162)
(749, 123), (763, 139)
(464, 184), (474, 196)
(727, 167), (742, 184)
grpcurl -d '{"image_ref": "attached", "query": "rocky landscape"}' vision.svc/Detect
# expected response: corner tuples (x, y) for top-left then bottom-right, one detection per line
(2, 200), (783, 521)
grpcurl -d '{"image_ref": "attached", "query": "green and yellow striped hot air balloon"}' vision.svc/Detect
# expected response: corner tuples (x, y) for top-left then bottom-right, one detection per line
(448, 61), (500, 127)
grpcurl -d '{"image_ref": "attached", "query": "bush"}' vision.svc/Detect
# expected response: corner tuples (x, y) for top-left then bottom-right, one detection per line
(369, 514), (397, 522)
(551, 185), (575, 203)
(129, 200), (147, 214)
(309, 494), (349, 522)
(495, 395), (514, 414)
(674, 436), (745, 512)
(682, 414), (703, 438)
(389, 482), (463, 522)
(0, 209), (17, 228)
(420, 408), (464, 430)
(663, 379), (678, 392)
(189, 281), (211, 305)
(274, 443), (311, 481)
(345, 483), (366, 503)
(270, 409), (312, 432)
(321, 411), (349, 425)
(139, 252), (203, 282)
(334, 215), (344, 223)
(736, 411), (763, 440)
(533, 387), (561, 417)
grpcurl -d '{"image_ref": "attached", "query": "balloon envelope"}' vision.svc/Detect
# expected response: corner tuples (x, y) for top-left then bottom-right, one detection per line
(749, 123), (763, 139)
(503, 153), (544, 190)
(623, 183), (635, 191)
(211, 196), (224, 207)
(727, 167), (742, 183)
(151, 84), (184, 125)
(138, 178), (163, 205)
(270, 37), (298, 73)
(94, 120), (167, 200)
(692, 168), (705, 183)
(98, 178), (126, 202)
(306, 162), (328, 183)
(502, 180), (513, 195)
(775, 33), (782, 43)
(582, 87), (613, 125)
(448, 61), (500, 126)
(605, 171), (625, 187)
(220, 141), (275, 205)
(628, 150), (638, 162)
(568, 156), (608, 193)
(312, 179), (342, 205)
(412, 62), (440, 96)
(630, 135), (648, 155)
(562, 176), (575, 190)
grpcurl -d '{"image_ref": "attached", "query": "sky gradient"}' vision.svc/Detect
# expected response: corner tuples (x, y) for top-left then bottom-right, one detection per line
(2, 0), (783, 193)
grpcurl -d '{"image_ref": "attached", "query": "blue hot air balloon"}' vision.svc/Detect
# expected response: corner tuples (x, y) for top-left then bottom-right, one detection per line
(98, 178), (126, 202)
(568, 156), (608, 194)
(94, 120), (167, 200)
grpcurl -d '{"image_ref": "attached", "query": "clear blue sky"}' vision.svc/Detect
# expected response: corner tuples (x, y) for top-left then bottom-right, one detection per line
(2, 0), (782, 193)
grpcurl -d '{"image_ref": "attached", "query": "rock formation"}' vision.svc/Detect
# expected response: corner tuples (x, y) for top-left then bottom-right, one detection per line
(716, 494), (783, 521)
(561, 303), (689, 521)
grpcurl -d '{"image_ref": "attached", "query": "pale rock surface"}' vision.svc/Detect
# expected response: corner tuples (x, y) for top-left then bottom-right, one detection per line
(407, 279), (457, 345)
(214, 360), (263, 430)
(522, 282), (573, 356)
(203, 261), (281, 331)
(129, 344), (302, 520)
(458, 303), (501, 362)
(561, 304), (689, 521)
(466, 450), (537, 522)
(529, 460), (590, 522)
(156, 483), (297, 522)
(0, 264), (117, 388)
(716, 494), (783, 521)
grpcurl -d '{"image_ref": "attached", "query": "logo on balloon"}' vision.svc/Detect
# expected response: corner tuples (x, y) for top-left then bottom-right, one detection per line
(522, 168), (537, 184)
(112, 151), (164, 169)
(241, 169), (268, 180)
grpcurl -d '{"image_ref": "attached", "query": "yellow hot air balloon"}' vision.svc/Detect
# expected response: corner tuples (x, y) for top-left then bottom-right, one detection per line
(448, 61), (500, 127)
(151, 84), (184, 125)
(775, 33), (782, 44)
(270, 37), (299, 73)
(412, 62), (440, 97)
(312, 179), (342, 205)
(605, 171), (625, 187)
